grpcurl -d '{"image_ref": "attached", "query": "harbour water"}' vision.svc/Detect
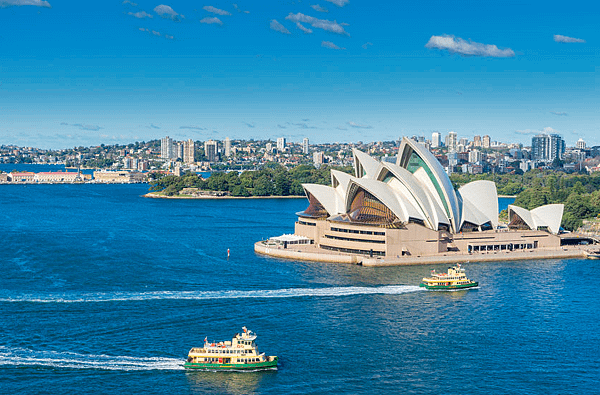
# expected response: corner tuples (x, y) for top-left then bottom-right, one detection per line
(1, 184), (598, 394)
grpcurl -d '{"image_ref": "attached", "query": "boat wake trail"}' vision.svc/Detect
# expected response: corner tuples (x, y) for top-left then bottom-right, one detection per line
(0, 347), (184, 371)
(0, 285), (423, 303)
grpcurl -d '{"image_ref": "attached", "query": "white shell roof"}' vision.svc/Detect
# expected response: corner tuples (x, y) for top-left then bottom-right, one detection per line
(531, 204), (564, 234)
(352, 148), (381, 179)
(345, 177), (425, 223)
(377, 162), (449, 230)
(396, 137), (461, 232)
(458, 180), (499, 228)
(508, 204), (564, 234)
(302, 184), (340, 216)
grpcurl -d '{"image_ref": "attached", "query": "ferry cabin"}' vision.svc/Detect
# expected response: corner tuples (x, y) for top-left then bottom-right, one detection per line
(187, 334), (267, 365)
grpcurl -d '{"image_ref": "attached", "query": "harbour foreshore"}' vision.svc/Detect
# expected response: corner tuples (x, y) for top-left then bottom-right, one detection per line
(144, 192), (304, 199)
(254, 241), (590, 266)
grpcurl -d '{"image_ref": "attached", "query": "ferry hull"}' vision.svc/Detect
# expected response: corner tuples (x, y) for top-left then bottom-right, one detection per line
(184, 357), (278, 371)
(419, 282), (478, 290)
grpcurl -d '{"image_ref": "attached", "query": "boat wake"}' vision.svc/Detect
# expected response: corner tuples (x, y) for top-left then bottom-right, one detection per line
(0, 285), (423, 303)
(0, 347), (184, 371)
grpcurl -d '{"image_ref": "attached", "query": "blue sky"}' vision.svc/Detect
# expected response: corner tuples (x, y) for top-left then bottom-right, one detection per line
(0, 0), (597, 149)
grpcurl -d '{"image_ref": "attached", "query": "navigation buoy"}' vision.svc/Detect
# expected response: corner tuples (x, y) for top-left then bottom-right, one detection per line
(227, 248), (230, 258)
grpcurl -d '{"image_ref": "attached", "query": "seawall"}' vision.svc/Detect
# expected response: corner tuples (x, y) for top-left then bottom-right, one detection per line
(254, 241), (588, 267)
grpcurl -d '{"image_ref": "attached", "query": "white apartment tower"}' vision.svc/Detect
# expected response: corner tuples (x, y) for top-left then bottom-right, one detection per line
(447, 131), (458, 152)
(183, 139), (195, 164)
(431, 132), (441, 148)
(277, 137), (286, 152)
(161, 136), (174, 159)
(302, 138), (309, 155)
(225, 137), (231, 157)
(576, 138), (586, 150)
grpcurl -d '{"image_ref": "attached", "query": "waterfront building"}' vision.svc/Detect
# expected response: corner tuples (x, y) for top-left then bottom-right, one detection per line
(264, 137), (564, 260)
(532, 134), (565, 161)
(225, 137), (231, 157)
(93, 170), (145, 183)
(277, 137), (286, 152)
(9, 172), (35, 182)
(183, 139), (195, 164)
(204, 140), (219, 162)
(303, 138), (309, 155)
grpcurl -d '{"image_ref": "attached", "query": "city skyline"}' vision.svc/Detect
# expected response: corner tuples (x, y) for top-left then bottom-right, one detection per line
(1, 0), (597, 149)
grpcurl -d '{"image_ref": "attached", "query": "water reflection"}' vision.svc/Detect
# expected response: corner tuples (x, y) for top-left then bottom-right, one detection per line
(185, 369), (276, 395)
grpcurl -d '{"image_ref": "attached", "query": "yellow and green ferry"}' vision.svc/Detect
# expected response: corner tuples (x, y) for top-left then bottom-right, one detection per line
(184, 327), (278, 371)
(419, 264), (478, 290)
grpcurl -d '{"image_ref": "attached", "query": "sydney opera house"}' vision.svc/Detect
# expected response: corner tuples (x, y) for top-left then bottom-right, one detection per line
(258, 137), (572, 263)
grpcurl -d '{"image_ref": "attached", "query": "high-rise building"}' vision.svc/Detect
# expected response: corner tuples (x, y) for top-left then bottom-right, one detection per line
(224, 137), (231, 157)
(431, 132), (441, 148)
(266, 142), (273, 153)
(576, 138), (586, 150)
(313, 151), (324, 166)
(161, 136), (174, 159)
(482, 135), (491, 149)
(174, 142), (183, 160)
(469, 149), (481, 163)
(447, 131), (458, 152)
(204, 140), (219, 162)
(277, 137), (286, 152)
(532, 134), (565, 161)
(302, 138), (309, 155)
(473, 135), (482, 147)
(183, 139), (195, 164)
(459, 138), (469, 147)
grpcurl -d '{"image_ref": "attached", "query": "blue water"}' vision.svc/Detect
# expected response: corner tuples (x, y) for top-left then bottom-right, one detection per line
(0, 185), (597, 394)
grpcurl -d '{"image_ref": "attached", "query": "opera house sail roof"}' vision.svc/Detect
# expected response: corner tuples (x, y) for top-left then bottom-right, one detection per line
(300, 137), (564, 236)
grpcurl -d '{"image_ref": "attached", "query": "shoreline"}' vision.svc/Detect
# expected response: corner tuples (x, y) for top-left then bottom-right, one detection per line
(254, 241), (590, 266)
(144, 192), (305, 199)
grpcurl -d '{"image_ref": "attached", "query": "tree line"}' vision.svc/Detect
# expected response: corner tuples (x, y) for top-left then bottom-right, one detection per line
(149, 164), (352, 197)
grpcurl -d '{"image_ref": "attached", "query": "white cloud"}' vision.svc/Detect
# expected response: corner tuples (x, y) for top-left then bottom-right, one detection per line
(515, 127), (561, 136)
(554, 34), (585, 43)
(128, 11), (152, 19)
(122, 0), (137, 5)
(296, 22), (312, 34)
(324, 0), (348, 6)
(200, 16), (222, 25)
(270, 19), (290, 34)
(311, 4), (328, 12)
(322, 40), (344, 50)
(362, 42), (373, 49)
(425, 35), (515, 57)
(138, 27), (174, 39)
(0, 0), (50, 7)
(347, 121), (372, 129)
(154, 4), (180, 21)
(203, 5), (230, 16)
(285, 13), (348, 35)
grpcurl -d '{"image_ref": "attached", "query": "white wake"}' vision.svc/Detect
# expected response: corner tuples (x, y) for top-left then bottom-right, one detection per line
(0, 347), (184, 371)
(0, 285), (423, 303)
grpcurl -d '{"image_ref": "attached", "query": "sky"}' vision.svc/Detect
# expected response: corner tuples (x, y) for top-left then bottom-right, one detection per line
(0, 0), (597, 149)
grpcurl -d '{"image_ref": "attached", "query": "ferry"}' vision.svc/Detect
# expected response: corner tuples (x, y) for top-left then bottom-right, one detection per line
(419, 264), (478, 290)
(184, 327), (278, 370)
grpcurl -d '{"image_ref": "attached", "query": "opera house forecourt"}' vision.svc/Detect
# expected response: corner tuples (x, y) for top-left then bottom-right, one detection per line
(255, 137), (596, 266)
